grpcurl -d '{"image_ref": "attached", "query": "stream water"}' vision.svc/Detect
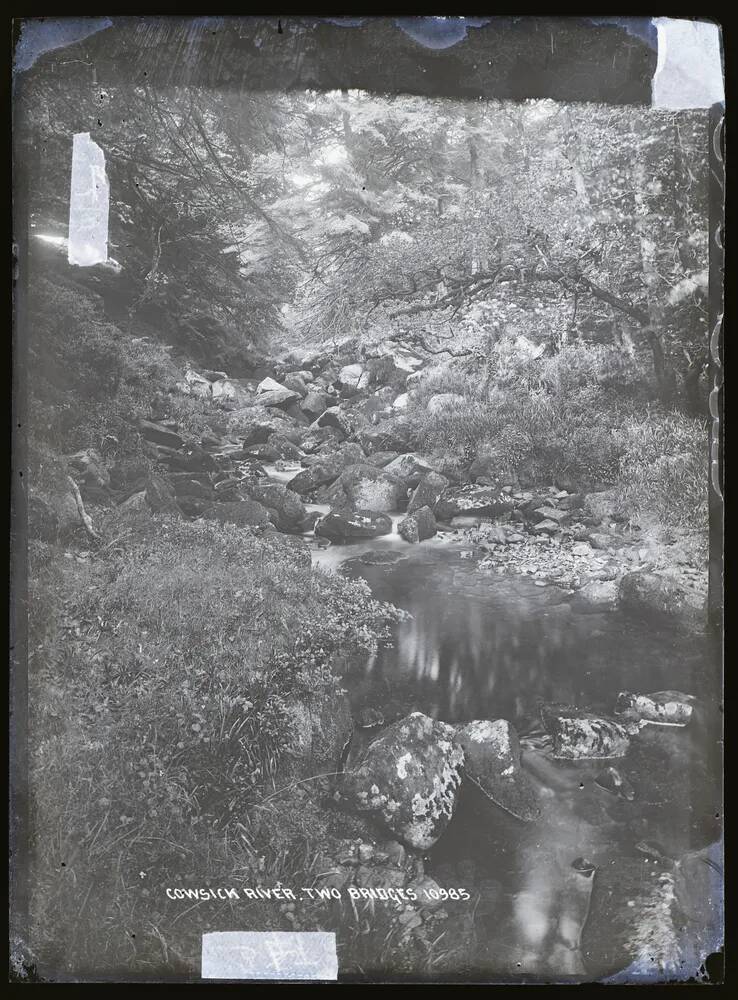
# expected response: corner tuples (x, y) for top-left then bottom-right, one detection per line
(307, 522), (722, 980)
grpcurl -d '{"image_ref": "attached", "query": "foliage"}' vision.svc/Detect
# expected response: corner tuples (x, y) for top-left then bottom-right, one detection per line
(27, 511), (400, 974)
(617, 410), (709, 532)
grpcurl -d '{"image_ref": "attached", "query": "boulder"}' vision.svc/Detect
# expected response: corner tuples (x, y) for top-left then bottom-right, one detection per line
(540, 704), (631, 760)
(337, 712), (465, 850)
(248, 483), (308, 534)
(619, 571), (707, 632)
(256, 376), (286, 394)
(314, 509), (393, 543)
(315, 406), (353, 438)
(170, 475), (214, 501)
(145, 474), (180, 515)
(211, 378), (236, 401)
(382, 453), (435, 486)
(614, 691), (695, 727)
(532, 506), (570, 525)
(258, 387), (301, 409)
(282, 373), (309, 397)
(337, 363), (371, 391)
(357, 421), (414, 454)
(435, 484), (515, 521)
(454, 719), (540, 821)
(184, 368), (212, 398)
(407, 471), (450, 514)
(203, 500), (273, 528)
(573, 580), (619, 611)
(300, 390), (329, 420)
(338, 463), (403, 512)
(392, 392), (409, 411)
(398, 506), (437, 543)
(300, 427), (339, 453)
(266, 433), (301, 461)
(138, 419), (184, 450)
(427, 393), (465, 415)
(287, 461), (343, 495)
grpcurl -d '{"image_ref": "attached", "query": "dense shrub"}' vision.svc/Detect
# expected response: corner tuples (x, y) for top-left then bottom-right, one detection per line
(617, 409), (709, 532)
(28, 512), (401, 974)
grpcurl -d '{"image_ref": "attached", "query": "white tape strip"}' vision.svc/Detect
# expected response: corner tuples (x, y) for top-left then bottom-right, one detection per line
(652, 18), (724, 109)
(201, 931), (338, 980)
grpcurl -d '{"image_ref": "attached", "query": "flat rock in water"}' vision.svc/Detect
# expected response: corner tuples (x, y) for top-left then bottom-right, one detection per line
(595, 765), (636, 801)
(314, 509), (392, 543)
(435, 484), (515, 522)
(454, 719), (540, 821)
(540, 704), (630, 759)
(338, 711), (464, 850)
(614, 691), (695, 727)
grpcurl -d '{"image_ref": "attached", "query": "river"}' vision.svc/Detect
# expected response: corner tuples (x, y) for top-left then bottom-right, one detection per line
(307, 518), (722, 981)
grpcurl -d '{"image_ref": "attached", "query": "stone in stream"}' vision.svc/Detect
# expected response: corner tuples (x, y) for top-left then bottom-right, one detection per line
(247, 483), (309, 534)
(336, 463), (403, 513)
(594, 765), (636, 801)
(407, 471), (449, 514)
(540, 704), (631, 759)
(287, 461), (343, 496)
(314, 509), (392, 543)
(435, 484), (515, 522)
(398, 506), (437, 543)
(614, 691), (695, 727)
(355, 707), (385, 729)
(454, 719), (540, 821)
(572, 579), (619, 612)
(337, 712), (465, 850)
(265, 432), (301, 461)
